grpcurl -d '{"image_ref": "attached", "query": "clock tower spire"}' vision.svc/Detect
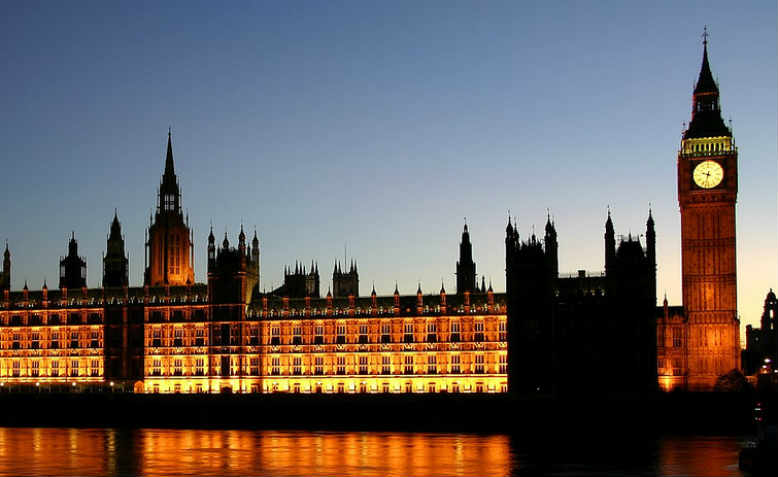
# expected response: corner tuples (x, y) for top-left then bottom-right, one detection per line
(677, 31), (740, 390)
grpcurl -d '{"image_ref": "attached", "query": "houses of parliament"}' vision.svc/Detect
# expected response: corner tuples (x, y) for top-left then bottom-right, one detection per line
(0, 39), (740, 394)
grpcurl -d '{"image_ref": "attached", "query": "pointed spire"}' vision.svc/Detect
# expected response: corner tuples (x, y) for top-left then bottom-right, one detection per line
(23, 280), (28, 291)
(506, 212), (513, 234)
(164, 127), (175, 178)
(647, 205), (655, 227)
(371, 281), (376, 296)
(440, 280), (446, 295)
(3, 240), (9, 260)
(694, 26), (717, 95)
(208, 223), (215, 242)
(252, 228), (259, 245)
(222, 232), (229, 249)
(488, 280), (493, 292)
(605, 206), (614, 231)
(42, 278), (47, 290)
(394, 282), (399, 295)
(417, 282), (422, 295)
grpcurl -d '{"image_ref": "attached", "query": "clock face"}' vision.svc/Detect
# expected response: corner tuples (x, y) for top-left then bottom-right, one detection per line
(693, 160), (724, 189)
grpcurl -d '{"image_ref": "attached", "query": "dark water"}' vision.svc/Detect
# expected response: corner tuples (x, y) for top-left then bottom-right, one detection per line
(0, 428), (745, 476)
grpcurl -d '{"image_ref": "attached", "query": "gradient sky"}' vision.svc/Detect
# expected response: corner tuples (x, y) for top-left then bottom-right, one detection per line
(0, 1), (775, 333)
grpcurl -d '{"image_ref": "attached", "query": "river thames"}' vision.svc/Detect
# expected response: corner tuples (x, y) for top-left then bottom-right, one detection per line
(0, 428), (745, 476)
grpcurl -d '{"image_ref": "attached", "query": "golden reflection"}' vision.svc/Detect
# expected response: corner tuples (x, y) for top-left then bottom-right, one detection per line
(0, 428), (745, 476)
(0, 428), (512, 476)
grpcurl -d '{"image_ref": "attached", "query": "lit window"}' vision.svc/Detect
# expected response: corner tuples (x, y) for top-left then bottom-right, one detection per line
(450, 321), (460, 342)
(293, 356), (302, 376)
(270, 326), (281, 346)
(404, 355), (414, 374)
(498, 321), (506, 341)
(381, 355), (391, 375)
(499, 354), (507, 373)
(174, 359), (182, 376)
(359, 324), (368, 344)
(51, 360), (60, 377)
(427, 355), (437, 374)
(292, 325), (302, 345)
(336, 356), (346, 375)
(474, 321), (484, 342)
(451, 354), (461, 374)
(359, 355), (368, 374)
(91, 359), (100, 376)
(314, 356), (324, 375)
(336, 324), (346, 344)
(475, 354), (485, 373)
(271, 356), (280, 375)
(426, 322), (437, 343)
(381, 322), (391, 343)
(31, 360), (40, 377)
(404, 323), (414, 343)
(314, 325), (324, 344)
(672, 328), (682, 348)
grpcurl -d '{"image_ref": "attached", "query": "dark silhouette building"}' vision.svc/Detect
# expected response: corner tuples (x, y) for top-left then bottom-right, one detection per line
(506, 212), (657, 395)
(59, 233), (87, 290)
(103, 211), (129, 288)
(743, 290), (778, 375)
(207, 226), (259, 305)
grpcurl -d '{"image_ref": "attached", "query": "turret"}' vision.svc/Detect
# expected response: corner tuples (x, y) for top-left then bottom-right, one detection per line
(646, 209), (657, 306)
(59, 232), (87, 289)
(238, 224), (246, 255)
(207, 225), (216, 271)
(103, 210), (129, 287)
(544, 213), (559, 278)
(605, 209), (616, 275)
(0, 241), (10, 291)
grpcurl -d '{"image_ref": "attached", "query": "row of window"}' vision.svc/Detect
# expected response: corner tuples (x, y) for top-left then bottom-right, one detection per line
(148, 382), (507, 394)
(2, 331), (102, 350)
(143, 354), (508, 377)
(2, 359), (102, 377)
(0, 313), (102, 326)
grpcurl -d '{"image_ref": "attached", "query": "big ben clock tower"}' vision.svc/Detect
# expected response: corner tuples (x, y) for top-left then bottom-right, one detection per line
(678, 32), (740, 390)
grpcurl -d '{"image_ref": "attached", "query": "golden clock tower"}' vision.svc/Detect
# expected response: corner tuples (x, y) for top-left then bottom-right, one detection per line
(678, 34), (740, 390)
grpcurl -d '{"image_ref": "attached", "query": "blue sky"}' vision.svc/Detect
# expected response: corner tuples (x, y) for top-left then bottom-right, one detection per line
(0, 1), (775, 330)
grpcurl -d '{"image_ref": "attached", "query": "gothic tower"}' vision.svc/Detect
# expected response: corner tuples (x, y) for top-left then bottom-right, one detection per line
(103, 211), (129, 287)
(332, 260), (359, 298)
(678, 34), (740, 389)
(456, 223), (476, 294)
(145, 130), (195, 286)
(60, 232), (87, 289)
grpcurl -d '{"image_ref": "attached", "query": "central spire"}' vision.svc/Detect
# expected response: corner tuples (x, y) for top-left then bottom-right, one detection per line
(164, 128), (175, 178)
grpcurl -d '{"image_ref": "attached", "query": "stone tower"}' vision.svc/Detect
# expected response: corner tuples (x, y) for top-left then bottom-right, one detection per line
(145, 130), (195, 286)
(677, 33), (740, 390)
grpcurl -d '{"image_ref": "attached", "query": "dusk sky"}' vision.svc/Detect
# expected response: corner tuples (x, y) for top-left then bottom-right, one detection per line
(0, 1), (775, 332)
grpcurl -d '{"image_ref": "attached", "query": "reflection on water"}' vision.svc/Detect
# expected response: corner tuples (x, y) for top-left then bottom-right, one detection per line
(0, 428), (745, 476)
